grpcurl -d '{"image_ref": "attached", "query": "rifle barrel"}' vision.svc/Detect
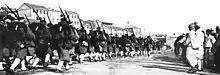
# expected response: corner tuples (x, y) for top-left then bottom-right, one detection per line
(24, 14), (31, 24)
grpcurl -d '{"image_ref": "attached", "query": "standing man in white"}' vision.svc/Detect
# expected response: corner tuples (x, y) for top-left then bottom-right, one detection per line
(185, 22), (205, 73)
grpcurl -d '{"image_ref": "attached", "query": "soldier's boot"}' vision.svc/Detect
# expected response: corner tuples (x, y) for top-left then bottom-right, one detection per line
(56, 60), (64, 73)
(45, 54), (51, 64)
(109, 52), (112, 59)
(120, 51), (124, 57)
(0, 62), (4, 70)
(63, 60), (69, 70)
(85, 53), (90, 60)
(144, 51), (147, 55)
(101, 53), (106, 61)
(25, 56), (31, 65)
(98, 53), (102, 61)
(131, 51), (135, 56)
(91, 52), (96, 60)
(88, 53), (92, 61)
(30, 57), (40, 69)
(21, 60), (27, 71)
(147, 51), (150, 56)
(142, 51), (145, 55)
(7, 58), (21, 74)
(94, 53), (98, 61)
(79, 54), (85, 63)
(4, 57), (11, 70)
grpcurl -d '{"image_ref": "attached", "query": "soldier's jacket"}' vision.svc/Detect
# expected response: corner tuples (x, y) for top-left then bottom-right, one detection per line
(104, 32), (111, 44)
(4, 22), (26, 44)
(0, 25), (5, 49)
(115, 35), (130, 48)
(51, 23), (78, 49)
(29, 22), (51, 45)
(144, 37), (153, 48)
(78, 29), (88, 43)
(93, 30), (107, 42)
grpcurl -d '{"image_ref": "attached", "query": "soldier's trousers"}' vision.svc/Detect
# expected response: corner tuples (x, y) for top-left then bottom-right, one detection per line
(75, 44), (88, 54)
(57, 47), (70, 61)
(0, 48), (3, 62)
(35, 44), (49, 61)
(4, 41), (27, 59)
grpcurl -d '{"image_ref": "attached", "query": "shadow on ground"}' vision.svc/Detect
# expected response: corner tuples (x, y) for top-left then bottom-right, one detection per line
(142, 51), (220, 75)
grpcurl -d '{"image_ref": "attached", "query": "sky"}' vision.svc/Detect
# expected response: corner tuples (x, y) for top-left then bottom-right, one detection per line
(1, 0), (220, 35)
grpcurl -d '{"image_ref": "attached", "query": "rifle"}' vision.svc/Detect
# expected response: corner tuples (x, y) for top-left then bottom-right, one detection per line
(110, 26), (113, 35)
(32, 8), (40, 20)
(46, 11), (53, 25)
(65, 10), (72, 24)
(101, 22), (105, 31)
(95, 20), (100, 28)
(78, 16), (85, 30)
(24, 14), (31, 25)
(58, 5), (68, 23)
(4, 3), (19, 18)
(14, 8), (20, 17)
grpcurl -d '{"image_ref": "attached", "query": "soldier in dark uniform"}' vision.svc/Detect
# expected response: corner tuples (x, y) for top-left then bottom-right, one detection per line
(28, 20), (52, 68)
(107, 33), (113, 58)
(118, 34), (131, 57)
(137, 37), (144, 55)
(88, 30), (96, 61)
(93, 27), (107, 61)
(112, 34), (120, 57)
(144, 36), (153, 56)
(156, 40), (162, 54)
(4, 13), (35, 73)
(75, 27), (89, 63)
(0, 18), (6, 70)
(129, 34), (137, 56)
(214, 26), (220, 70)
(53, 18), (78, 72)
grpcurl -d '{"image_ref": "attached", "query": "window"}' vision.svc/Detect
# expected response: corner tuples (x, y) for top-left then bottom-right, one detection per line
(77, 22), (79, 25)
(37, 17), (42, 20)
(43, 17), (46, 20)
(72, 15), (74, 18)
(39, 10), (41, 14)
(75, 15), (77, 19)
(52, 19), (54, 22)
(74, 21), (76, 25)
(44, 11), (46, 14)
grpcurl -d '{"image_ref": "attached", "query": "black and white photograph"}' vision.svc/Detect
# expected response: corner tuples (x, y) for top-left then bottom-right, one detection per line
(0, 0), (220, 75)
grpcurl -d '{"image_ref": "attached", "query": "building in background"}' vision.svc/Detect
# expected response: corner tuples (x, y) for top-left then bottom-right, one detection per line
(17, 3), (80, 25)
(0, 7), (7, 19)
(18, 3), (48, 23)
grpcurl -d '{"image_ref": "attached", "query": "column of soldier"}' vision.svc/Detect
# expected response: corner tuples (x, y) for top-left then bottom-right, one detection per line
(0, 6), (164, 74)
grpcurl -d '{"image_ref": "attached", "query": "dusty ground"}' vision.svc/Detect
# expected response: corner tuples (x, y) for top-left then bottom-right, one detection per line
(1, 49), (219, 75)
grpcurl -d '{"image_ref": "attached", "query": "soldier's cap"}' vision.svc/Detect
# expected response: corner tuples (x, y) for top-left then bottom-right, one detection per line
(17, 17), (24, 20)
(40, 20), (46, 23)
(60, 18), (66, 22)
(5, 15), (17, 21)
(96, 27), (101, 29)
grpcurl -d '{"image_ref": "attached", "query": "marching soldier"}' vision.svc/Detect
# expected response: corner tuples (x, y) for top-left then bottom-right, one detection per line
(53, 18), (78, 72)
(4, 13), (35, 74)
(29, 20), (52, 68)
(93, 27), (107, 61)
(88, 30), (96, 61)
(76, 27), (89, 63)
(0, 18), (6, 70)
